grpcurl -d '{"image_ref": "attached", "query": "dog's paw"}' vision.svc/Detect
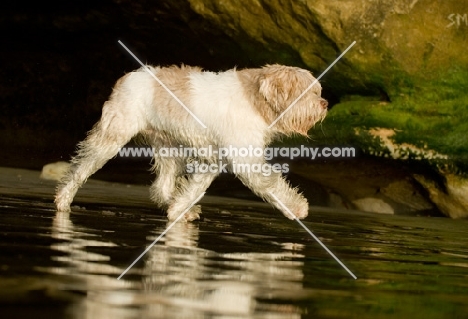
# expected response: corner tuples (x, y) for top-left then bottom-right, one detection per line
(283, 200), (309, 220)
(293, 205), (309, 219)
(55, 195), (72, 213)
(185, 205), (202, 221)
(167, 204), (202, 222)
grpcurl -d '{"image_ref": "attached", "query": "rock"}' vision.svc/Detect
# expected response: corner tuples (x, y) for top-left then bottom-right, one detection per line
(183, 0), (468, 93)
(381, 180), (434, 212)
(327, 191), (351, 210)
(358, 128), (448, 161)
(352, 197), (394, 215)
(414, 174), (468, 219)
(40, 161), (71, 181)
(290, 157), (440, 216)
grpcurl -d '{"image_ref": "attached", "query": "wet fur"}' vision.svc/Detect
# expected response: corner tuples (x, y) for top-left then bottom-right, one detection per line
(55, 64), (328, 221)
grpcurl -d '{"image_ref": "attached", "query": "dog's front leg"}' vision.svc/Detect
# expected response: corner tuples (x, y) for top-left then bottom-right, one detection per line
(167, 172), (219, 221)
(236, 166), (309, 220)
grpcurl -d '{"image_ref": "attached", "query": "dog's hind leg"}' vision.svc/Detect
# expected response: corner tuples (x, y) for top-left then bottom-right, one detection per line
(149, 157), (181, 208)
(166, 172), (219, 221)
(55, 100), (141, 212)
(235, 166), (309, 220)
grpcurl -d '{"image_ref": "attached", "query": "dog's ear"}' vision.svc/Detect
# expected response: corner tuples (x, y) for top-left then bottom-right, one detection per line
(258, 65), (316, 111)
(258, 64), (295, 111)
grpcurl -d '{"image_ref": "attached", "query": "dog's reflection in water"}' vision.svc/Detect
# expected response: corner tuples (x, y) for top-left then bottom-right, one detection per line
(142, 220), (304, 317)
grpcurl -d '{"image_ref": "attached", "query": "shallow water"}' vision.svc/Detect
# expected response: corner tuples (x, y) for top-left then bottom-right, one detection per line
(1, 169), (468, 318)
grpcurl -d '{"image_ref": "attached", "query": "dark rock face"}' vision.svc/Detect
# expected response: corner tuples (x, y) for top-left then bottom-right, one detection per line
(1, 0), (467, 217)
(0, 1), (253, 162)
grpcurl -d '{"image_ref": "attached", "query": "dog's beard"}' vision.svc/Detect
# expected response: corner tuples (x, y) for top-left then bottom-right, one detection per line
(273, 98), (328, 136)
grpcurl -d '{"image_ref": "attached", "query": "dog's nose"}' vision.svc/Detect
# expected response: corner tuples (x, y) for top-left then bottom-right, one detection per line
(320, 99), (328, 109)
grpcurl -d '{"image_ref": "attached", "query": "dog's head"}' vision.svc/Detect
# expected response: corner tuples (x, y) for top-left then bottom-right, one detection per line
(256, 64), (328, 136)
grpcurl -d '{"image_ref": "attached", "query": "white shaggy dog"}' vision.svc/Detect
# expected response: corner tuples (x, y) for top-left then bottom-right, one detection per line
(55, 64), (328, 221)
